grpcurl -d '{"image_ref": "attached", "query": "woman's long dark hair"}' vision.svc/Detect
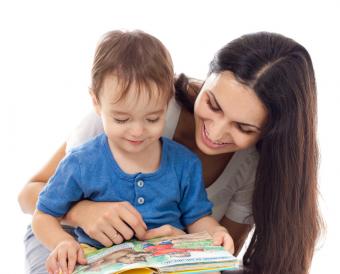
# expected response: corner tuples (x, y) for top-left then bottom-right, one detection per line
(176, 32), (322, 274)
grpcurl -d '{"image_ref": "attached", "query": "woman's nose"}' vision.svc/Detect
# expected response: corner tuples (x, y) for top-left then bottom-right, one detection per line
(208, 120), (231, 142)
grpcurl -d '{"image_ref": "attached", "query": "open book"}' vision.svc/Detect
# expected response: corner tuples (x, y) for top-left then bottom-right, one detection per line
(73, 232), (239, 274)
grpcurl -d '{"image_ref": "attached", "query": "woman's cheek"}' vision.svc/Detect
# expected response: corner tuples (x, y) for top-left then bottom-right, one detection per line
(233, 133), (253, 149)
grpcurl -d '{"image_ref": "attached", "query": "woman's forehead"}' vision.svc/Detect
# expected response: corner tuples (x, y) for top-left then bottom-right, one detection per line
(205, 71), (267, 127)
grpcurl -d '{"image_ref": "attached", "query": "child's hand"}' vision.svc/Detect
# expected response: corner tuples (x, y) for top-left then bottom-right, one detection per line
(46, 239), (87, 274)
(212, 228), (235, 255)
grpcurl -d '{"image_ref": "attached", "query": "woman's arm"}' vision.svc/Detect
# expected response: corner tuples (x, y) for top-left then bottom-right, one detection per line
(18, 142), (147, 244)
(219, 216), (253, 256)
(18, 143), (67, 215)
(66, 200), (147, 245)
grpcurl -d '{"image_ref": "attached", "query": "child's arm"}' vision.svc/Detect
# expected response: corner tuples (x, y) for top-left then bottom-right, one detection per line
(187, 215), (235, 254)
(32, 210), (72, 249)
(32, 210), (87, 274)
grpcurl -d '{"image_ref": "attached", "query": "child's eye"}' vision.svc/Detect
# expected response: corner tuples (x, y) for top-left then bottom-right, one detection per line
(146, 117), (160, 123)
(114, 118), (129, 124)
(207, 99), (221, 112)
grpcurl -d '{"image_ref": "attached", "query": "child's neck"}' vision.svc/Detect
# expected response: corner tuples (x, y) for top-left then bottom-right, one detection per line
(109, 140), (162, 174)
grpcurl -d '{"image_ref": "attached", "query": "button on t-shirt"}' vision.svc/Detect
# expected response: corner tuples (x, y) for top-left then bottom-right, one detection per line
(137, 180), (144, 188)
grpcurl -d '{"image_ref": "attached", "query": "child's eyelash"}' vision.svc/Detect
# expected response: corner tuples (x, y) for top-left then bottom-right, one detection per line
(114, 118), (160, 123)
(147, 117), (160, 123)
(114, 118), (129, 124)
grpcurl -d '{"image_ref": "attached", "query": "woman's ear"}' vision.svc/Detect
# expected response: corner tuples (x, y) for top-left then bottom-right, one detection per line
(89, 90), (101, 115)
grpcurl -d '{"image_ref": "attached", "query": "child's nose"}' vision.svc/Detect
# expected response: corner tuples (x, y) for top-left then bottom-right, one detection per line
(130, 123), (144, 137)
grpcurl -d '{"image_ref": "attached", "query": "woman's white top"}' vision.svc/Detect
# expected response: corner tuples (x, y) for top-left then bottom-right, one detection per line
(66, 98), (258, 225)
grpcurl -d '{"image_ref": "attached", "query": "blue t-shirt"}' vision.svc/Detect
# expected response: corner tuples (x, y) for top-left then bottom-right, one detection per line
(37, 134), (212, 248)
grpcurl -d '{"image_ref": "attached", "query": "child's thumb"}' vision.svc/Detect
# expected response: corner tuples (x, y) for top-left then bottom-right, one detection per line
(77, 248), (87, 265)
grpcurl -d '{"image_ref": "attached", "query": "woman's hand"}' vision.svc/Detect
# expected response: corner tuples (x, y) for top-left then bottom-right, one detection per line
(142, 224), (186, 240)
(212, 228), (235, 255)
(65, 200), (147, 247)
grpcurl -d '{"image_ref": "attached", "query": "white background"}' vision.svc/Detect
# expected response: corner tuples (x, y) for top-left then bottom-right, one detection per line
(0, 0), (339, 273)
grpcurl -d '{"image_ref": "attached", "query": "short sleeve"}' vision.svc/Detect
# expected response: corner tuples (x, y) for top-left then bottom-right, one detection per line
(37, 154), (84, 217)
(179, 158), (212, 226)
(224, 150), (258, 224)
(66, 112), (104, 153)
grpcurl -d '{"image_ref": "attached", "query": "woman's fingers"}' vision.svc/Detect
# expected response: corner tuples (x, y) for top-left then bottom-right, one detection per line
(102, 224), (125, 245)
(93, 230), (114, 247)
(223, 234), (235, 254)
(92, 225), (124, 247)
(82, 201), (147, 246)
(98, 201), (147, 241)
(212, 231), (224, 245)
(89, 213), (136, 245)
(122, 202), (147, 230)
(110, 217), (135, 241)
(142, 225), (186, 240)
(212, 231), (235, 254)
(116, 204), (147, 239)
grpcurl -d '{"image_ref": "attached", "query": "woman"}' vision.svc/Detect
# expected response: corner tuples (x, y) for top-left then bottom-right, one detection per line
(18, 32), (322, 274)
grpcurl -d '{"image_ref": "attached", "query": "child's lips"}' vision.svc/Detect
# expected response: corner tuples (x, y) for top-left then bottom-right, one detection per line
(126, 139), (144, 145)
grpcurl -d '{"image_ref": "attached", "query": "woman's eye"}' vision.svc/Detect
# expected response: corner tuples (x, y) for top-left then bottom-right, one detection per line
(114, 118), (129, 124)
(207, 99), (220, 112)
(146, 117), (160, 123)
(237, 124), (254, 134)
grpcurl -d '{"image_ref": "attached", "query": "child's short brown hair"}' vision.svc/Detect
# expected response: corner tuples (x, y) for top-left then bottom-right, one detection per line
(91, 30), (174, 103)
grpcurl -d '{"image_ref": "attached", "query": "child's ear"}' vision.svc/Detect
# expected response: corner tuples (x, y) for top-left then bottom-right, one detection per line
(89, 90), (101, 115)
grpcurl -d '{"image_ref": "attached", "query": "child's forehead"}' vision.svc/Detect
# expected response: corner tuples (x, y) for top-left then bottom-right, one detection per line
(108, 93), (168, 115)
(101, 74), (168, 107)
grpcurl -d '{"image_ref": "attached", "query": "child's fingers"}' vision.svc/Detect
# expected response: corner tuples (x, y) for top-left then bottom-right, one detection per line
(77, 247), (87, 265)
(67, 248), (77, 274)
(46, 264), (57, 274)
(57, 248), (69, 274)
(46, 253), (59, 274)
